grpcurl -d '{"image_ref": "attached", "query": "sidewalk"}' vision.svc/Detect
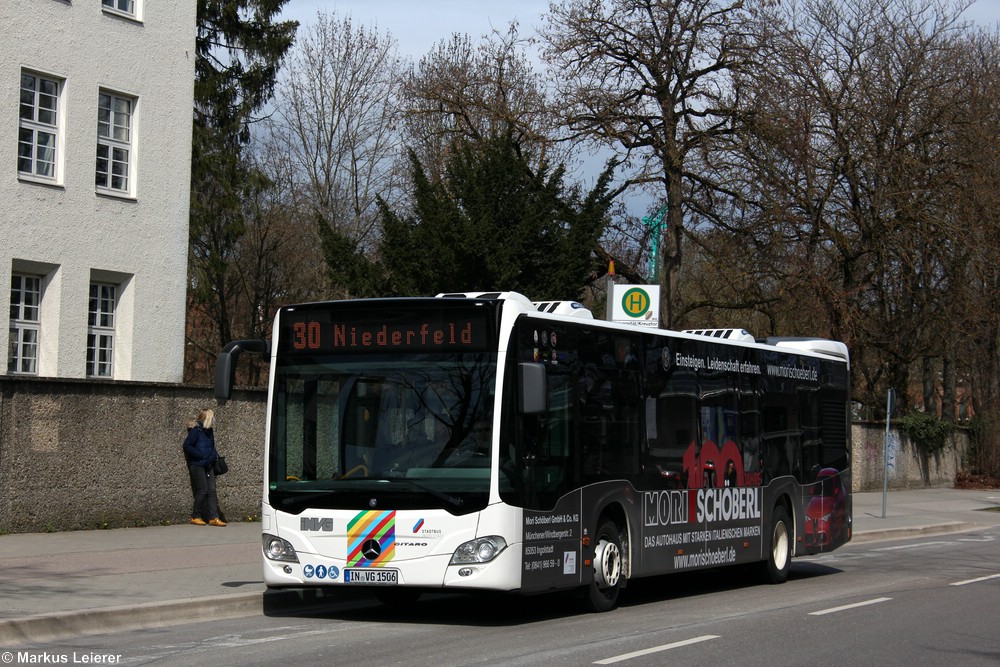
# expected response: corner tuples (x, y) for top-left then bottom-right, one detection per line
(2, 488), (999, 645)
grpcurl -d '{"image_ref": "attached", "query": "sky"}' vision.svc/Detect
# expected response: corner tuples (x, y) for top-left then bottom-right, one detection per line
(279, 1), (552, 58)
(968, 0), (1000, 26)
(279, 0), (1000, 60)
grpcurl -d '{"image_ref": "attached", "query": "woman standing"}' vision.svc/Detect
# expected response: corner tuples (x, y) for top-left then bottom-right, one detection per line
(183, 408), (226, 526)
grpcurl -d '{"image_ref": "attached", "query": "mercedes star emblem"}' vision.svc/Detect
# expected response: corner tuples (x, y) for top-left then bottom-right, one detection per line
(362, 538), (382, 560)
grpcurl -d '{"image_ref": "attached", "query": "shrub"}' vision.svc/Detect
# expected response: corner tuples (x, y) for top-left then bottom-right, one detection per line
(897, 412), (954, 454)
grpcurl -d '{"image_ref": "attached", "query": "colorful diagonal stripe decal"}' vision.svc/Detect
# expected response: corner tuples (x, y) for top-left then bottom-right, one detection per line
(347, 510), (395, 567)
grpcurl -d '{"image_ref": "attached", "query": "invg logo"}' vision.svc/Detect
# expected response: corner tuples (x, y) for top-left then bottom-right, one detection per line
(300, 517), (334, 532)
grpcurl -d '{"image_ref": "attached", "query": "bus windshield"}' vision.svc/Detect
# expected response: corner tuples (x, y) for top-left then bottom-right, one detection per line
(268, 353), (497, 514)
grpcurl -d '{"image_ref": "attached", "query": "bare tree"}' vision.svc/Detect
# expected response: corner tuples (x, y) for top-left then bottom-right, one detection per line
(272, 12), (405, 297)
(401, 24), (563, 185)
(948, 28), (1000, 474)
(541, 0), (754, 327)
(698, 0), (978, 412)
(184, 132), (330, 385)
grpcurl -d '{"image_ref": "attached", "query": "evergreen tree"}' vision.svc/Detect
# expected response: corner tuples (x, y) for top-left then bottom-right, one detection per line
(379, 131), (614, 300)
(189, 0), (297, 354)
(314, 215), (382, 299)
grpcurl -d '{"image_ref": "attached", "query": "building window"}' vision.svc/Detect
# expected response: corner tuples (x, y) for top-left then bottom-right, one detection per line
(96, 91), (134, 194)
(87, 283), (116, 378)
(102, 0), (136, 17)
(18, 72), (61, 180)
(8, 274), (41, 374)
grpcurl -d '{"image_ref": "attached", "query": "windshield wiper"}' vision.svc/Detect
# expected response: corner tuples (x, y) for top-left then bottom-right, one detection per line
(384, 477), (464, 508)
(274, 478), (464, 510)
(275, 489), (343, 510)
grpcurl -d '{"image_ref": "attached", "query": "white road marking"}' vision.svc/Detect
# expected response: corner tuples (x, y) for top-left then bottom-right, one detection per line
(128, 627), (336, 662)
(809, 597), (892, 616)
(594, 635), (720, 664)
(872, 542), (952, 551)
(950, 573), (1000, 586)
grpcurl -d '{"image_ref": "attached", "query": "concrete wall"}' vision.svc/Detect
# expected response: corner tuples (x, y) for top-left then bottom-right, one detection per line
(0, 378), (970, 533)
(851, 422), (968, 492)
(0, 378), (264, 534)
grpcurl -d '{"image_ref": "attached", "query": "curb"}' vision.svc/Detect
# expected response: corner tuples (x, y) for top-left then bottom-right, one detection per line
(0, 592), (264, 647)
(0, 587), (377, 647)
(849, 521), (983, 544)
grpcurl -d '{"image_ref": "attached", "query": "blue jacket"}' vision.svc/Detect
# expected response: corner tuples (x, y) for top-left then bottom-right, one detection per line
(183, 422), (218, 468)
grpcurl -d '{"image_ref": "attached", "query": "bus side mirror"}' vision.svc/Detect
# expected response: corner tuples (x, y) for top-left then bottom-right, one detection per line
(214, 339), (269, 403)
(518, 362), (547, 414)
(214, 350), (236, 403)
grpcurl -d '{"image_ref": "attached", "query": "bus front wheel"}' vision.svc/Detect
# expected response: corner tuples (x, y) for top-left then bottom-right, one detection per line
(761, 505), (792, 584)
(585, 519), (623, 612)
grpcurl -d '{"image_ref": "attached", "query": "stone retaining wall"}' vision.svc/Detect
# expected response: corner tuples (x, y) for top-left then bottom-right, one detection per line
(0, 377), (264, 533)
(0, 377), (970, 533)
(851, 421), (968, 492)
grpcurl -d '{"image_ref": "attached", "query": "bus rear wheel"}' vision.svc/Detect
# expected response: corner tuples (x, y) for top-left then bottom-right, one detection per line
(761, 505), (792, 584)
(585, 519), (623, 612)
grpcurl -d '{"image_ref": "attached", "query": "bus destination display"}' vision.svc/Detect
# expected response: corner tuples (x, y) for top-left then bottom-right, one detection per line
(279, 308), (490, 354)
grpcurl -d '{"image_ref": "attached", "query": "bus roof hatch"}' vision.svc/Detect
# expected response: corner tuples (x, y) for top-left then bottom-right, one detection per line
(532, 301), (593, 319)
(682, 328), (755, 343)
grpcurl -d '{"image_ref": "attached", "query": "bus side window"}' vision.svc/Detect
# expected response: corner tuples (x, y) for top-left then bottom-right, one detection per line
(512, 363), (573, 511)
(740, 387), (762, 484)
(644, 394), (696, 488)
(537, 375), (572, 504)
(578, 332), (641, 483)
(761, 403), (799, 482)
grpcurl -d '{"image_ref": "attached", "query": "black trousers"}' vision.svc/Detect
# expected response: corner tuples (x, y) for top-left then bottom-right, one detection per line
(188, 463), (220, 521)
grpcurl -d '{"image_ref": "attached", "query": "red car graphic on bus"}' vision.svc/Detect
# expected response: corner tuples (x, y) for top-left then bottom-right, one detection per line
(804, 467), (847, 547)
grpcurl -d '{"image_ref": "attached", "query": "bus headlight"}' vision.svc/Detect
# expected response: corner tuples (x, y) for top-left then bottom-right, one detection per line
(263, 534), (299, 562)
(451, 536), (507, 564)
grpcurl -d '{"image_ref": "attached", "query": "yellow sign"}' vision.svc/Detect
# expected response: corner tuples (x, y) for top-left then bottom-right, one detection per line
(621, 288), (650, 318)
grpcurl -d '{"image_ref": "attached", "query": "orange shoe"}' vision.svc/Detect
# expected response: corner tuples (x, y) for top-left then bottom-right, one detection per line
(208, 518), (227, 527)
(190, 518), (207, 526)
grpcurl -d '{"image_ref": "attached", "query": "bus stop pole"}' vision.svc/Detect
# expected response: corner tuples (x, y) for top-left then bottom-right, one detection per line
(881, 388), (895, 519)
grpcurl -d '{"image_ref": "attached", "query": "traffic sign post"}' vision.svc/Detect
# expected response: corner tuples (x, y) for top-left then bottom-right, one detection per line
(882, 388), (896, 518)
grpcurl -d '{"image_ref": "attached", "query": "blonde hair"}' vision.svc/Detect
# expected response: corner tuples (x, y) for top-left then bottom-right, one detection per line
(197, 408), (214, 429)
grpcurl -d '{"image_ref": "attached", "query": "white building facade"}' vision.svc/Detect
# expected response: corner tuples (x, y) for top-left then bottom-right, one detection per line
(1, 1), (196, 382)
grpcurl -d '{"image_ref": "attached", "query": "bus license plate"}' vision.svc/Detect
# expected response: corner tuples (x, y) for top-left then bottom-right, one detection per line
(344, 568), (398, 584)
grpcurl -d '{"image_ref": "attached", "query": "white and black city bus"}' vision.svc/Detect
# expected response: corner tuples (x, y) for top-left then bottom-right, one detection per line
(215, 291), (852, 611)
